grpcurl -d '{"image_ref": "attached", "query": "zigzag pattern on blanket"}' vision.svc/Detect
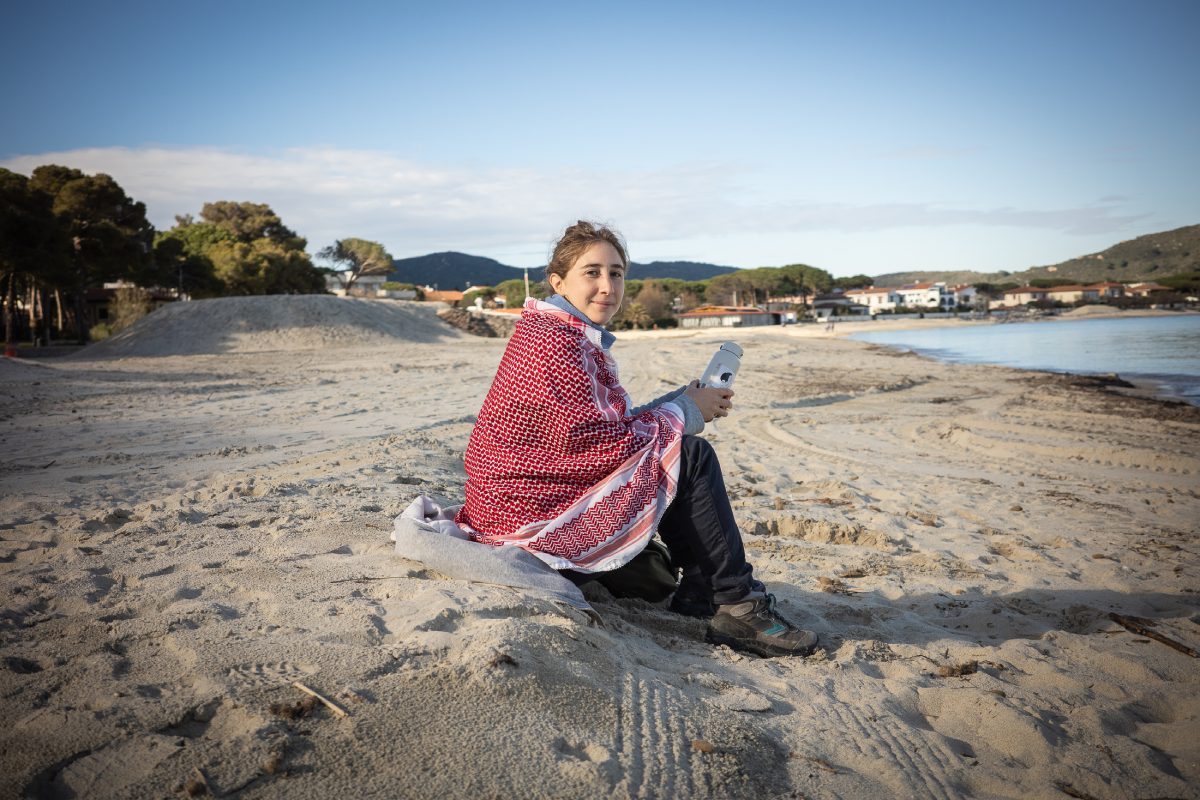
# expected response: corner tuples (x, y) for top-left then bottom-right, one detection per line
(535, 444), (676, 566)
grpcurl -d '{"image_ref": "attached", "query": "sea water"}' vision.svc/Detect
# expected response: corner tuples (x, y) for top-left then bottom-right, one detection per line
(849, 314), (1200, 404)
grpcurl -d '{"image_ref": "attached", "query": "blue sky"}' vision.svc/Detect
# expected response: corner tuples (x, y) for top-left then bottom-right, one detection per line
(3, 0), (1197, 276)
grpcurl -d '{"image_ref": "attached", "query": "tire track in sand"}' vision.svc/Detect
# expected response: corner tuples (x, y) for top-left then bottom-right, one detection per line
(822, 698), (966, 799)
(614, 668), (705, 799)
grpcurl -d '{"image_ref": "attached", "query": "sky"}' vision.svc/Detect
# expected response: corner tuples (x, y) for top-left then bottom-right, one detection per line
(2, 0), (1198, 277)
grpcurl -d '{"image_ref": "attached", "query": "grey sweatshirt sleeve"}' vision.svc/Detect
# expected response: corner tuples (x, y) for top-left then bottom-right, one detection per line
(631, 386), (705, 436)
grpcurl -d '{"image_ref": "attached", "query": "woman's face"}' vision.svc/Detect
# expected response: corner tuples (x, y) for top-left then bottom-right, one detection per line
(549, 242), (626, 326)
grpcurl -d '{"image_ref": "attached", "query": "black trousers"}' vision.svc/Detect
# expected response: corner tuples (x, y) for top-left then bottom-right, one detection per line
(657, 435), (761, 605)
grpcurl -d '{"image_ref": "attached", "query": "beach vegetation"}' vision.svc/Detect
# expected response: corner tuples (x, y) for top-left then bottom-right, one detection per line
(618, 301), (653, 329)
(381, 281), (423, 299)
(156, 203), (325, 296)
(110, 285), (152, 332)
(461, 286), (497, 308)
(630, 280), (672, 320)
(705, 264), (833, 306)
(318, 237), (394, 293)
(25, 165), (155, 342)
(1159, 271), (1200, 293)
(494, 277), (549, 303)
(0, 168), (73, 349)
(833, 274), (875, 290)
(197, 201), (307, 251)
(152, 221), (229, 298)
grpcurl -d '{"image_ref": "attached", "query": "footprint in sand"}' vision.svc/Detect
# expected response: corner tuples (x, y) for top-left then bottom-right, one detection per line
(34, 734), (182, 799)
(226, 661), (317, 688)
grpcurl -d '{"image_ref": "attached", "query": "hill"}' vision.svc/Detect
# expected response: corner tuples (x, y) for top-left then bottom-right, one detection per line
(79, 295), (463, 357)
(389, 252), (525, 289)
(628, 260), (738, 280)
(873, 224), (1200, 287)
(388, 251), (738, 288)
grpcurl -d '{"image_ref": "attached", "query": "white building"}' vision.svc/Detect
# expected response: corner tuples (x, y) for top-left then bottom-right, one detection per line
(325, 272), (391, 297)
(677, 305), (776, 328)
(894, 282), (955, 310)
(844, 287), (900, 313)
(949, 284), (977, 307)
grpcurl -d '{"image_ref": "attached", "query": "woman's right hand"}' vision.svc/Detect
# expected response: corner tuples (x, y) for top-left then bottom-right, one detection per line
(684, 379), (734, 422)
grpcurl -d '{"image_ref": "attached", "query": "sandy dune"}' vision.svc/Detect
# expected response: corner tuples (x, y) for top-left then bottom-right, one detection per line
(1, 298), (1197, 799)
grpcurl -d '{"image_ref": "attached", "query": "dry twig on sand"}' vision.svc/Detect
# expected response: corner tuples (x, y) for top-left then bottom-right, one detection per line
(292, 681), (349, 717)
(330, 575), (409, 584)
(1108, 613), (1198, 658)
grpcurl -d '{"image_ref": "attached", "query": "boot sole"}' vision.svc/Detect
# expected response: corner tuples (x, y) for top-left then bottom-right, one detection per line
(705, 629), (818, 658)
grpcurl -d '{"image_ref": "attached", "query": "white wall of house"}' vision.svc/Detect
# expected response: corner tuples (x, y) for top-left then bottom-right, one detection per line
(895, 283), (955, 309)
(951, 285), (977, 306)
(845, 289), (900, 311)
(1003, 289), (1048, 305)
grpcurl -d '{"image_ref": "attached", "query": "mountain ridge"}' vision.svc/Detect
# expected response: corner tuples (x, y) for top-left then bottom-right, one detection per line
(388, 252), (738, 288)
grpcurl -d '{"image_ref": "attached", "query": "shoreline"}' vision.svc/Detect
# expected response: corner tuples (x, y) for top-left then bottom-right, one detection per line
(622, 307), (1199, 407)
(836, 309), (1200, 407)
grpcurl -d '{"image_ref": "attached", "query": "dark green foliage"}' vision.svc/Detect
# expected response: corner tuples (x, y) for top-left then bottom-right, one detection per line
(0, 168), (71, 287)
(493, 277), (549, 303)
(1159, 271), (1200, 293)
(833, 274), (875, 290)
(199, 201), (306, 250)
(1, 169), (74, 346)
(158, 203), (323, 296)
(28, 165), (154, 290)
(152, 221), (229, 297)
(705, 263), (832, 305)
(972, 281), (1020, 296)
(24, 165), (155, 341)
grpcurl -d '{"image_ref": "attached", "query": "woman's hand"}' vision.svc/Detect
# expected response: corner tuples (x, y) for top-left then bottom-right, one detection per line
(684, 379), (734, 422)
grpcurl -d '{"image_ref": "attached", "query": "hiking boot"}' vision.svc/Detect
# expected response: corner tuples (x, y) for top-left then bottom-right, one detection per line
(669, 585), (716, 618)
(705, 594), (819, 657)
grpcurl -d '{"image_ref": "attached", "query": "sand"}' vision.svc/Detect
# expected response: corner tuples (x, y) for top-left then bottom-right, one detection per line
(2, 297), (1198, 799)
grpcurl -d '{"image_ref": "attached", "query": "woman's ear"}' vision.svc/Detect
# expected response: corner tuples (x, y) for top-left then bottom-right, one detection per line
(548, 273), (564, 294)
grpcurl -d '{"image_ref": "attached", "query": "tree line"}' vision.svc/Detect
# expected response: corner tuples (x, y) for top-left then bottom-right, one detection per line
(1, 164), (395, 347)
(469, 264), (873, 329)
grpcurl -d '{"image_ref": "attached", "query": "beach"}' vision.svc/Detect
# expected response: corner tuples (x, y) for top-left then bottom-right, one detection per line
(2, 297), (1198, 799)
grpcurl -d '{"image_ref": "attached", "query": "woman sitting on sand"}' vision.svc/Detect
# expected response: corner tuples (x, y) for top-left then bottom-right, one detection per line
(455, 221), (817, 658)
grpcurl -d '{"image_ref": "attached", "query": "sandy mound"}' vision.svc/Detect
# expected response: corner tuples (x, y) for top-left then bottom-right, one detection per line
(1060, 304), (1122, 318)
(80, 295), (465, 358)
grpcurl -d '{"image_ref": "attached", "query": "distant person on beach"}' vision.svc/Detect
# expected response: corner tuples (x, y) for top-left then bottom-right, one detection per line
(455, 220), (818, 657)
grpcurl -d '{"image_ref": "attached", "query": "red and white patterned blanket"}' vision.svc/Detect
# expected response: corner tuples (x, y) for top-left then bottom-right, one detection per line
(456, 297), (684, 572)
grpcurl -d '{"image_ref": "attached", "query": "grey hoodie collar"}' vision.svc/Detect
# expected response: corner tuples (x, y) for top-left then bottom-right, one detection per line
(545, 294), (616, 350)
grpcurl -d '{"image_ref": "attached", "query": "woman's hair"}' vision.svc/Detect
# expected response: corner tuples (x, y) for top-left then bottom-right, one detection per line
(545, 220), (629, 283)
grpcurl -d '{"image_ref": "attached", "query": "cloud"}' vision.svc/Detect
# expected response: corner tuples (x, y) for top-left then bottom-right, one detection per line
(0, 146), (1149, 261)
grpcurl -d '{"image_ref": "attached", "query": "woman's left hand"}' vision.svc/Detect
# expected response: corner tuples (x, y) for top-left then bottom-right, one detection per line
(684, 379), (734, 422)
